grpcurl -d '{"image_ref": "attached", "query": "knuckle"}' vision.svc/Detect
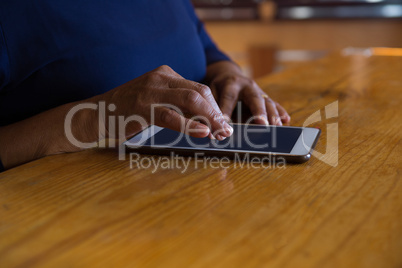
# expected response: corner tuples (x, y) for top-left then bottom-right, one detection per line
(222, 91), (237, 101)
(157, 65), (173, 72)
(145, 71), (164, 84)
(234, 75), (253, 85)
(184, 90), (202, 105)
(225, 75), (257, 88)
(263, 95), (274, 103)
(248, 91), (261, 99)
(267, 98), (276, 106)
(210, 112), (222, 123)
(197, 84), (211, 96)
(228, 75), (240, 84)
(160, 109), (176, 125)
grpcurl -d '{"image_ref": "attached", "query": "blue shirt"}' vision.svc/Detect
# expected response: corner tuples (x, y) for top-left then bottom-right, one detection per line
(0, 0), (229, 126)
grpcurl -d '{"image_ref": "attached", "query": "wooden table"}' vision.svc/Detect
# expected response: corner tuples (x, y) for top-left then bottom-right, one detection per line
(1, 52), (401, 268)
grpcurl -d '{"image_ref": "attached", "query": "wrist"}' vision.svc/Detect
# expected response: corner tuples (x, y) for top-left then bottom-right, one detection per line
(48, 100), (100, 155)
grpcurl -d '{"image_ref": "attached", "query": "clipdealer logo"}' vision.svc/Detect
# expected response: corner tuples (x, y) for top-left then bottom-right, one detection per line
(63, 100), (339, 169)
(303, 100), (339, 167)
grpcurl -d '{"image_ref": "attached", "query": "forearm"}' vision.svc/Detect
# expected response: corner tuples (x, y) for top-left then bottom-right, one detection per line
(0, 100), (98, 170)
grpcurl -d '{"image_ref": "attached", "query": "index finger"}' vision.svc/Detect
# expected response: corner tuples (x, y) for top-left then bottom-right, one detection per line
(159, 88), (233, 140)
(241, 88), (269, 125)
(168, 77), (223, 117)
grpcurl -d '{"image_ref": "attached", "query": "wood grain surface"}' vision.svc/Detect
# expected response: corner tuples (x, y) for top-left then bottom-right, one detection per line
(0, 53), (401, 268)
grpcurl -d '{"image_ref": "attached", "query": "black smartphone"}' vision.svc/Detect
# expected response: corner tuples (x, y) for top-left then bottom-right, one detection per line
(125, 123), (320, 163)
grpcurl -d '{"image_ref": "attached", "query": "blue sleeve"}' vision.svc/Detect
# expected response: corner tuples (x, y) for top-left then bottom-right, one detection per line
(0, 23), (9, 172)
(0, 23), (8, 172)
(0, 22), (10, 92)
(182, 0), (231, 65)
(0, 21), (10, 92)
(0, 157), (4, 172)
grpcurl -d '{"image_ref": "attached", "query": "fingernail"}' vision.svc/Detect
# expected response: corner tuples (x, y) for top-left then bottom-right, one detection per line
(209, 133), (216, 140)
(275, 117), (282, 126)
(196, 124), (210, 132)
(223, 122), (233, 135)
(257, 116), (269, 126)
(216, 135), (226, 141)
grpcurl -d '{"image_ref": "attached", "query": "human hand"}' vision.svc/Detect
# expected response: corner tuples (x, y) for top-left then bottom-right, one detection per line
(94, 65), (233, 140)
(206, 61), (290, 126)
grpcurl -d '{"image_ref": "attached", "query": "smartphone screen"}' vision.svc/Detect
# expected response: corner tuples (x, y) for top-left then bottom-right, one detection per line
(141, 125), (302, 154)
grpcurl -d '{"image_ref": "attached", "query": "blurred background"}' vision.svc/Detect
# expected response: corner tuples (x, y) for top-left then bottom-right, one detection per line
(192, 0), (402, 78)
